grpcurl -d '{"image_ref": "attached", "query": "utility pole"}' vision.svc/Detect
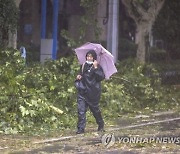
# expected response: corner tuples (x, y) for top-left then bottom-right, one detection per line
(107, 0), (119, 63)
(40, 0), (59, 62)
(52, 0), (59, 60)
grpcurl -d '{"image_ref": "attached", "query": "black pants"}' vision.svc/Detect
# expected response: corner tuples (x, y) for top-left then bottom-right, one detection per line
(77, 94), (104, 130)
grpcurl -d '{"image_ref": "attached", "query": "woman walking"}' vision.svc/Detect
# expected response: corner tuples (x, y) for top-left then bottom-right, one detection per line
(75, 50), (105, 134)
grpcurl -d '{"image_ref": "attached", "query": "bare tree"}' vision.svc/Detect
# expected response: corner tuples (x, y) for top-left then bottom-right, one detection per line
(121, 0), (165, 63)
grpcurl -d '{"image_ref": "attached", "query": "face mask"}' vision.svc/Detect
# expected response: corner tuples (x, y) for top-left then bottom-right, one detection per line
(86, 61), (93, 65)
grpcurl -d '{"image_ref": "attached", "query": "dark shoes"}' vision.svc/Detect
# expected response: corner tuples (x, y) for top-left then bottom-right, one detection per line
(97, 125), (105, 132)
(76, 127), (105, 134)
(76, 129), (85, 134)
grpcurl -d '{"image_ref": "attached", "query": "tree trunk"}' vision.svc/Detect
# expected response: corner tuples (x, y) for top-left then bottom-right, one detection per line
(15, 0), (21, 7)
(8, 30), (17, 49)
(135, 23), (152, 63)
(136, 26), (146, 63)
(121, 0), (165, 63)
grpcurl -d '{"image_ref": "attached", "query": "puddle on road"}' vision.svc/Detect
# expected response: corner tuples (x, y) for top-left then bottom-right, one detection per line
(10, 144), (81, 154)
(84, 138), (101, 146)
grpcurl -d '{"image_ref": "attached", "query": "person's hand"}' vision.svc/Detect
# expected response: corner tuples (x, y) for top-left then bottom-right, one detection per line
(76, 75), (82, 80)
(93, 60), (98, 69)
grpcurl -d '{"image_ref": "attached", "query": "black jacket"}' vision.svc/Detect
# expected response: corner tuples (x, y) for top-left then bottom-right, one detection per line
(78, 63), (105, 103)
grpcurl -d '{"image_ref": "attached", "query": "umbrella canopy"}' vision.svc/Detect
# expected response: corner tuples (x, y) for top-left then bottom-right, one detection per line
(75, 42), (117, 79)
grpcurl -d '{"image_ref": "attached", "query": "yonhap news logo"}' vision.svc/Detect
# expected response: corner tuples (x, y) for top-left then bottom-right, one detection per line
(118, 136), (180, 144)
(101, 133), (116, 148)
(102, 134), (180, 148)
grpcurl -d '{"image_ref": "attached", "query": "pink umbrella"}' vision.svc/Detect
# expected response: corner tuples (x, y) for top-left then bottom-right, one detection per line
(75, 42), (117, 79)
